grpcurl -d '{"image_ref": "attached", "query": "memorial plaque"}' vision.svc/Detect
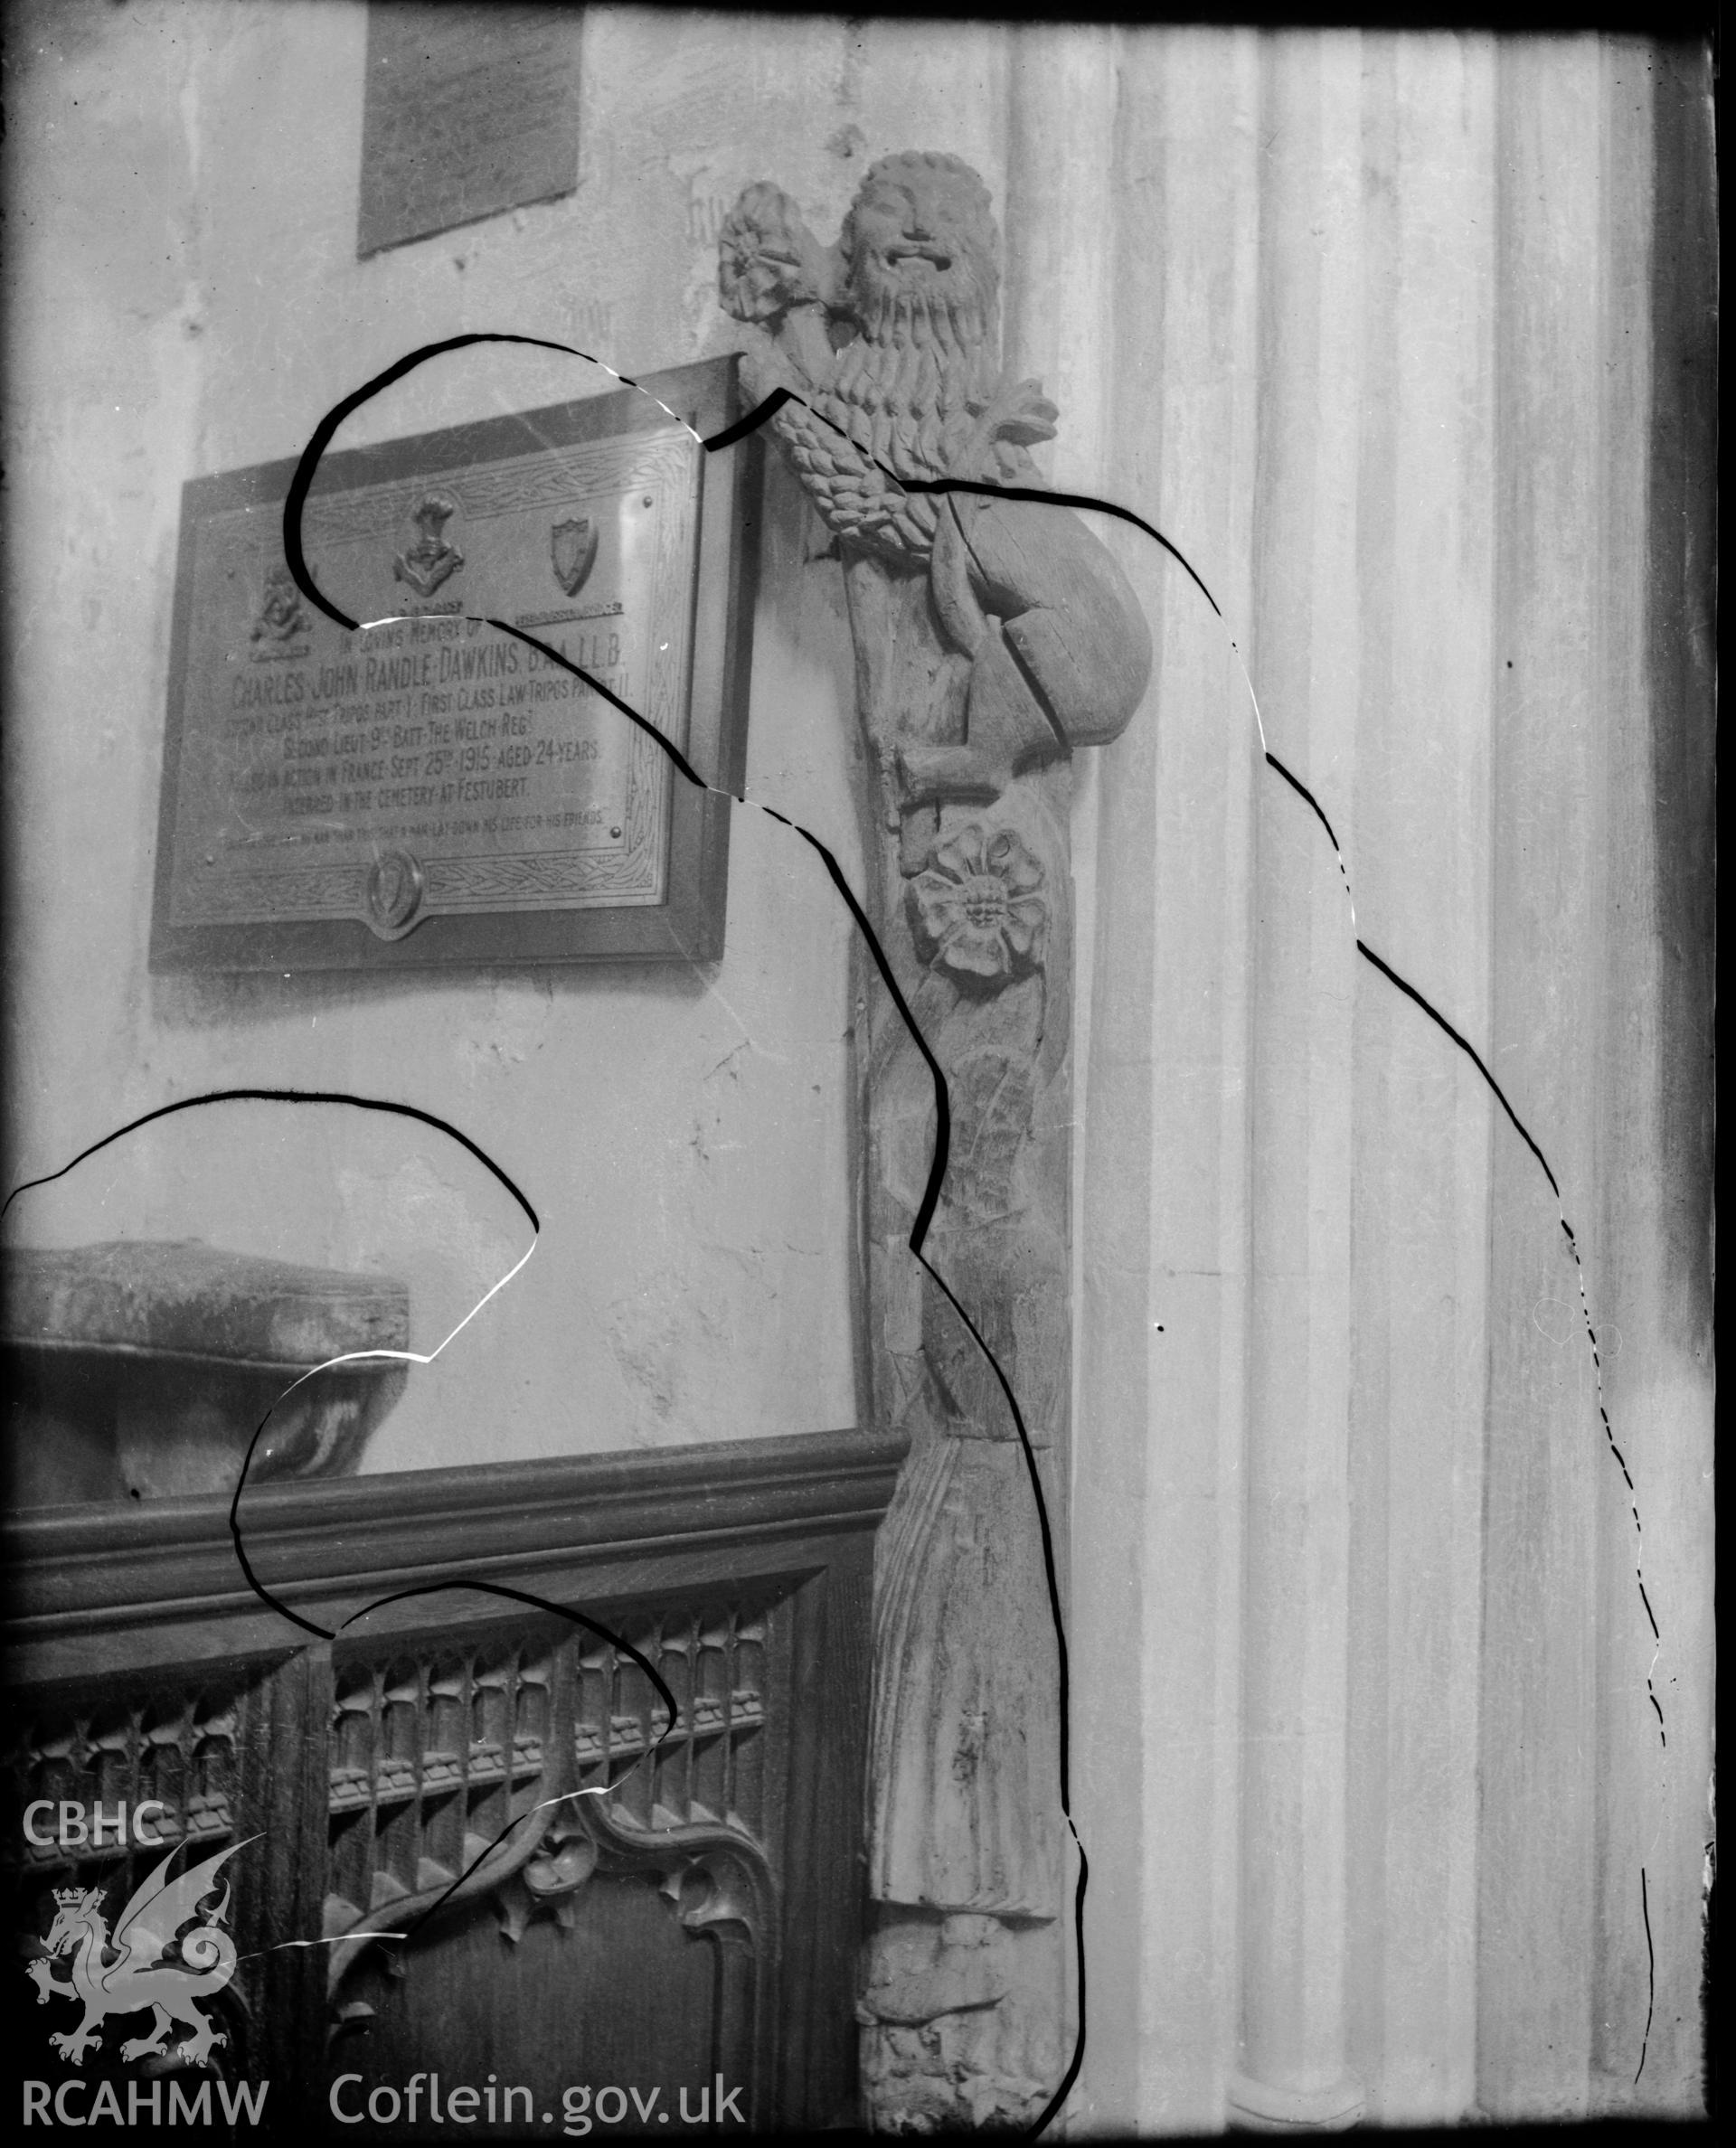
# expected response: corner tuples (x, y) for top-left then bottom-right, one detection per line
(149, 357), (759, 972)
(358, 3), (580, 257)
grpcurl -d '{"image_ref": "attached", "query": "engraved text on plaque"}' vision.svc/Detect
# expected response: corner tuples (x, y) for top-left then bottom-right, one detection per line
(150, 360), (755, 971)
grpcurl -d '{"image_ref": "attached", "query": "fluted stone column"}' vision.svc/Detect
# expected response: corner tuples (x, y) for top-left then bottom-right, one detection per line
(1226, 33), (1365, 2132)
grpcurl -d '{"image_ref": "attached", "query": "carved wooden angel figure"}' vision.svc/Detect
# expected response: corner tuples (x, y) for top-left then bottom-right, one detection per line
(721, 153), (1151, 2132)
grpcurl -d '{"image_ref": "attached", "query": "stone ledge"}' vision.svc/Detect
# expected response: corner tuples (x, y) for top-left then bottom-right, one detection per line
(2, 1238), (408, 1367)
(3, 1239), (410, 1506)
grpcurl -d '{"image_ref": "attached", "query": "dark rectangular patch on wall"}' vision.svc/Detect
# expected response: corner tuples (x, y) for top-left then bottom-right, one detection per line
(358, 3), (579, 257)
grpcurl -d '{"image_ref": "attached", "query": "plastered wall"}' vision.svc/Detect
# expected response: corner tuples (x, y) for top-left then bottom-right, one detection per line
(3, 2), (1007, 1468)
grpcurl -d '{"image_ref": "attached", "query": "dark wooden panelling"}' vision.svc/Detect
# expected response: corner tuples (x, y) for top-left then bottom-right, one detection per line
(4, 1428), (903, 1672)
(4, 1430), (903, 2135)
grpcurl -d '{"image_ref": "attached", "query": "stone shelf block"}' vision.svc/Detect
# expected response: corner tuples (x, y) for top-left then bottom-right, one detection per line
(3, 1239), (410, 1506)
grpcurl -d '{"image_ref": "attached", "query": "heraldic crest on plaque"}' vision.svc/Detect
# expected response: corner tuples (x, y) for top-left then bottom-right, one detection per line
(551, 514), (599, 598)
(249, 560), (310, 648)
(392, 490), (465, 598)
(149, 357), (757, 972)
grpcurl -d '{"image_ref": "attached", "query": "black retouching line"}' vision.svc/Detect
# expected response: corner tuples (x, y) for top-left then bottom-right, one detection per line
(226, 1484), (329, 1642)
(283, 359), (1079, 2096)
(1265, 747), (1346, 857)
(1357, 919), (1659, 1755)
(281, 351), (815, 647)
(681, 368), (1629, 1373)
(368, 1786), (599, 1955)
(1, 1084), (550, 1644)
(1635, 1868), (1655, 2084)
(905, 476), (1222, 616)
(1363, 934), (1665, 1765)
(224, 1374), (684, 1936)
(282, 333), (688, 633)
(1354, 940), (1561, 1200)
(782, 823), (950, 1256)
(1028, 1842), (1090, 2138)
(725, 392), (1663, 1802)
(226, 1350), (392, 1642)
(5, 1085), (682, 1953)
(711, 382), (1222, 617)
(1, 1086), (537, 1232)
(482, 618), (712, 792)
(821, 380), (1665, 2089)
(701, 384), (797, 452)
(259, 350), (1650, 2130)
(282, 361), (1307, 1292)
(328, 1578), (680, 1946)
(917, 1251), (1071, 1793)
(788, 818), (1081, 2134)
(645, 735), (1084, 2120)
(8, 341), (1656, 2130)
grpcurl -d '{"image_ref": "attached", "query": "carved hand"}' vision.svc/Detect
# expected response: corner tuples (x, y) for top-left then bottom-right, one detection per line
(717, 183), (842, 392)
(718, 184), (828, 318)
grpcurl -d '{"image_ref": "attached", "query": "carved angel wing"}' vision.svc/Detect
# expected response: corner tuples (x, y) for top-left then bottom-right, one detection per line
(103, 1836), (254, 1983)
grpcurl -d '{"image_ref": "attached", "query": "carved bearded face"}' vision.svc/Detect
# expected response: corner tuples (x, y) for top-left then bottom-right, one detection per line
(843, 155), (998, 338)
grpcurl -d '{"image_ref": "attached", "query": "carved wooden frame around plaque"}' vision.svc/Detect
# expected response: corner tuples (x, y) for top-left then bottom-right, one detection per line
(149, 356), (758, 972)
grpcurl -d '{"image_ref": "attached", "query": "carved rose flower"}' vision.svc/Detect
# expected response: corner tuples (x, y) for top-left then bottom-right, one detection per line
(717, 183), (826, 325)
(908, 824), (1048, 984)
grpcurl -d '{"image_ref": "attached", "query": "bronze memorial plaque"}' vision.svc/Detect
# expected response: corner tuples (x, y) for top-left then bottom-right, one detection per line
(357, 3), (580, 258)
(150, 357), (757, 972)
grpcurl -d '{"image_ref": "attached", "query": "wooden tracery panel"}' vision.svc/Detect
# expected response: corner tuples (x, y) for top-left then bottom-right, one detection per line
(3, 1429), (903, 2136)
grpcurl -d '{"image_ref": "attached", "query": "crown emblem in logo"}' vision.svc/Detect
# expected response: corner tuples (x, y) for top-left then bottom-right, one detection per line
(28, 1841), (250, 2069)
(393, 492), (464, 598)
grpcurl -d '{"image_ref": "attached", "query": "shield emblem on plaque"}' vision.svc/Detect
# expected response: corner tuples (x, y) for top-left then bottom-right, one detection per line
(364, 848), (425, 939)
(551, 516), (598, 598)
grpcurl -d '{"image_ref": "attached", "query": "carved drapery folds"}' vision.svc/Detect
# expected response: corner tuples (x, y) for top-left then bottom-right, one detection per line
(721, 153), (1150, 2131)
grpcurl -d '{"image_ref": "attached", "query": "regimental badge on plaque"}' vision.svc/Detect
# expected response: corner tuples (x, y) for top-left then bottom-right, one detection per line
(149, 357), (757, 971)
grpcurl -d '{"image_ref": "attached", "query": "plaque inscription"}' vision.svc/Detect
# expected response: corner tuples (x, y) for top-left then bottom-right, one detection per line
(150, 359), (757, 972)
(358, 3), (580, 258)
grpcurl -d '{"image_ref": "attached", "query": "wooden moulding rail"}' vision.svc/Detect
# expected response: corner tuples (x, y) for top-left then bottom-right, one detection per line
(3, 1426), (909, 1682)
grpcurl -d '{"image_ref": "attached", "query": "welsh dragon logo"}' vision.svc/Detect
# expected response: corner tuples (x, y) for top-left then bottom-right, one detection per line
(24, 1839), (252, 2068)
